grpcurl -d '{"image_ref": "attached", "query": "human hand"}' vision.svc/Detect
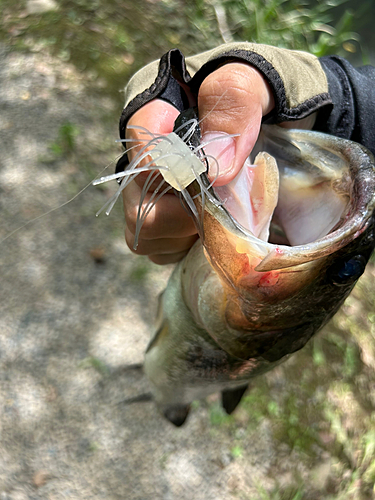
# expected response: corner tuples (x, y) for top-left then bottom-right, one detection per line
(122, 62), (275, 264)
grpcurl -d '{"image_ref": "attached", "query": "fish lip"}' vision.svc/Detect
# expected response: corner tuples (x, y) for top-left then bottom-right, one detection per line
(254, 214), (371, 272)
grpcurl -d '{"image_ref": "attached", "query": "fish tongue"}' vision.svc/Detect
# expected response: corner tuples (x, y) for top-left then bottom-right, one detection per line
(215, 152), (279, 241)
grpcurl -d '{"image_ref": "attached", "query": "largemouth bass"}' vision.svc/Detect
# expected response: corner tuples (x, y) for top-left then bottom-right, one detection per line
(98, 109), (375, 426)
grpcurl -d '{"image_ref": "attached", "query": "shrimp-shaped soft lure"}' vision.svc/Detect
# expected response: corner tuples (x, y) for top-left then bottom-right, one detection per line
(92, 108), (240, 248)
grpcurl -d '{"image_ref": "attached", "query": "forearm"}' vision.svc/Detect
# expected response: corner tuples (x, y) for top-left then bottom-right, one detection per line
(316, 56), (375, 155)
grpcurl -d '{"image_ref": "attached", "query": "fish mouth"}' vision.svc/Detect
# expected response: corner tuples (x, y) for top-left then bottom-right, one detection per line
(199, 126), (375, 272)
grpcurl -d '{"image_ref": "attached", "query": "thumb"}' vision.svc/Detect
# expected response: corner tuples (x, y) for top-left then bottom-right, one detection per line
(198, 62), (274, 186)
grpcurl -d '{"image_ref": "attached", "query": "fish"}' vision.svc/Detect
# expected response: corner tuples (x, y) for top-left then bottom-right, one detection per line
(95, 108), (375, 426)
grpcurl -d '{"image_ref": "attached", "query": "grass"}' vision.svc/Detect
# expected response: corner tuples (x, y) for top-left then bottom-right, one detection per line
(1, 0), (372, 103)
(49, 121), (80, 158)
(255, 483), (305, 500)
(129, 257), (151, 282)
(79, 356), (110, 376)
(204, 267), (375, 499)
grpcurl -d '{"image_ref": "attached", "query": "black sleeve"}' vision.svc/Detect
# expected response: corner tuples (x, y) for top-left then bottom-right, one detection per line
(316, 56), (375, 155)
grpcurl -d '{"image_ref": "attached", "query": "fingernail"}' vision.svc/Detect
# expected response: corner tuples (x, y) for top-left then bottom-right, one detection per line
(201, 132), (236, 179)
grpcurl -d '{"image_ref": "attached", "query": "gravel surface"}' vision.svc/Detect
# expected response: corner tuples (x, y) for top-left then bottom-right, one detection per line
(0, 43), (374, 500)
(0, 44), (277, 500)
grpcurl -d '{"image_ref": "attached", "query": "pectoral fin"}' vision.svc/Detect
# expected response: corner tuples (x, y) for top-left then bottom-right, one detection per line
(163, 404), (191, 427)
(221, 384), (249, 414)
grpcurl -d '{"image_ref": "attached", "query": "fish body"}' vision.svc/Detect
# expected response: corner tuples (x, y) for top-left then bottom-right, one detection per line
(143, 110), (375, 425)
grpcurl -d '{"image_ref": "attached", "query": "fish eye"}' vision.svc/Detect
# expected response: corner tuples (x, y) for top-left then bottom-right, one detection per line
(329, 255), (367, 286)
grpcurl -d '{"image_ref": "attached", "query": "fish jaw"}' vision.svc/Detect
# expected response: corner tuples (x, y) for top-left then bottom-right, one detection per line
(181, 218), (375, 362)
(197, 125), (375, 279)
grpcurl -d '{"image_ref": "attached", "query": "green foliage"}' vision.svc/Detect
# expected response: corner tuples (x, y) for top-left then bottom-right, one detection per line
(312, 337), (326, 366)
(1, 0), (370, 101)
(183, 0), (363, 58)
(129, 258), (150, 282)
(241, 382), (271, 424)
(212, 0), (358, 55)
(209, 401), (234, 427)
(230, 444), (243, 458)
(255, 482), (305, 500)
(79, 356), (110, 376)
(50, 122), (80, 158)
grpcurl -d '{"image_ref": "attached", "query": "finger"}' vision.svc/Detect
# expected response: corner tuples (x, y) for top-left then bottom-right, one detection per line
(125, 99), (180, 188)
(148, 251), (191, 265)
(122, 179), (197, 240)
(125, 226), (198, 256)
(198, 62), (274, 186)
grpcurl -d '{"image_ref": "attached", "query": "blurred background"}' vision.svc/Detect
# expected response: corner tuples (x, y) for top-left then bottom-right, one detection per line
(2, 0), (375, 99)
(0, 1), (374, 499)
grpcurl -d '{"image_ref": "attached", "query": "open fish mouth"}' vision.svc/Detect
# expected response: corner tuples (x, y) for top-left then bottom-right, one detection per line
(177, 121), (375, 274)
(160, 109), (375, 361)
(215, 126), (351, 251)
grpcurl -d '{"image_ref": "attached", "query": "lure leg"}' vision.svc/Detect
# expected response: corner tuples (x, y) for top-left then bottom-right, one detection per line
(221, 384), (249, 414)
